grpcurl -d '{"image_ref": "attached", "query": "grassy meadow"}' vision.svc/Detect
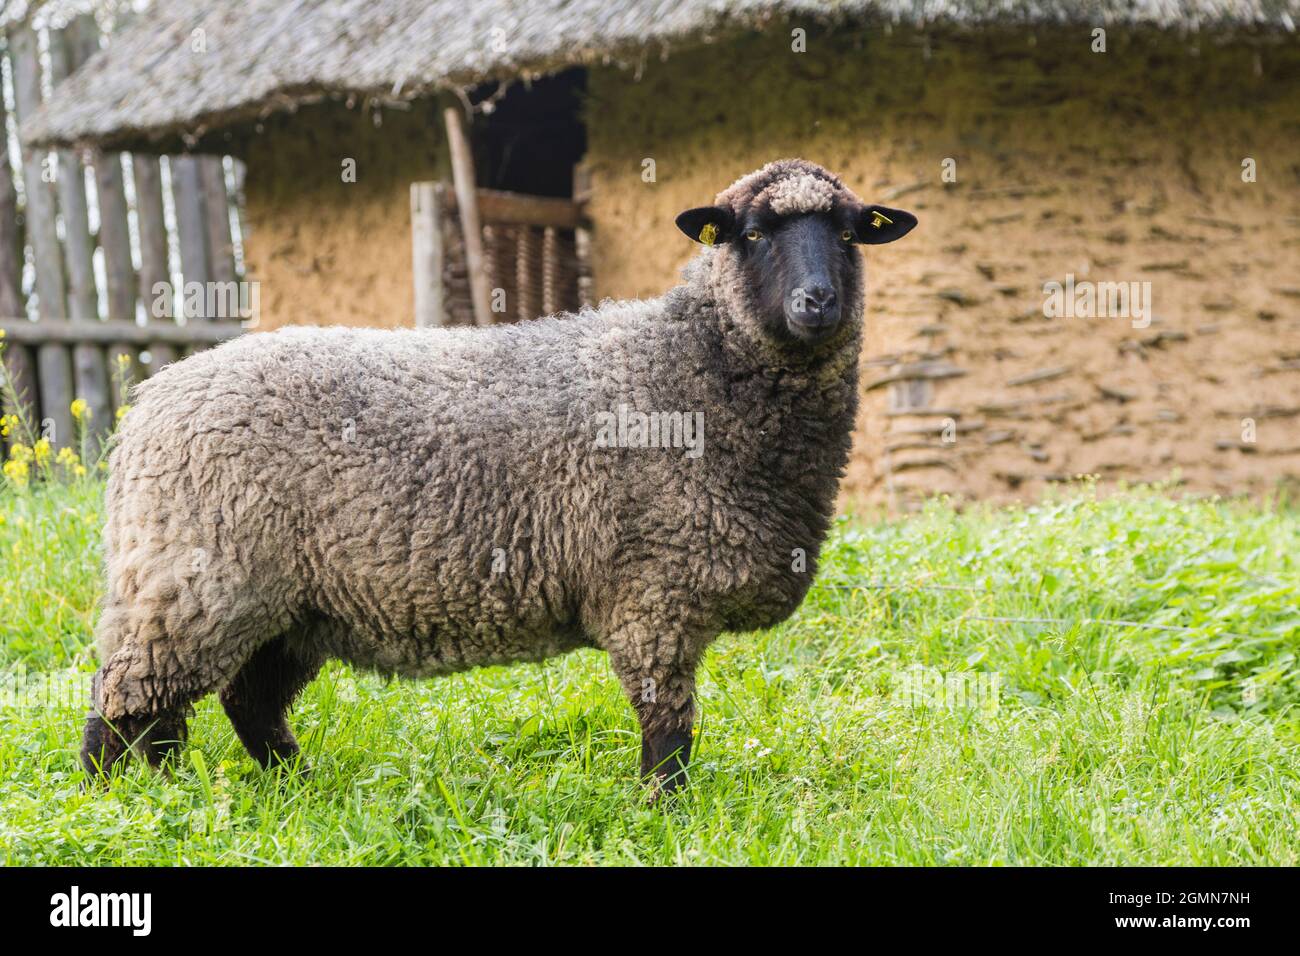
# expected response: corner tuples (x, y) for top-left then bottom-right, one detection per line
(1, 474), (1297, 865)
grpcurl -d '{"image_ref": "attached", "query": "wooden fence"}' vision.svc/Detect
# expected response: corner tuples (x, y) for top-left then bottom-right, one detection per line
(1, 16), (246, 454)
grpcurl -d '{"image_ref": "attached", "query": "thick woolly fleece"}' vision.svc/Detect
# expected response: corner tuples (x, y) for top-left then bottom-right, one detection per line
(88, 159), (869, 782)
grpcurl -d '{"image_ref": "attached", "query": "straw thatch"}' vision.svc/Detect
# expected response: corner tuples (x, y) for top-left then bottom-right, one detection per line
(19, 0), (1300, 152)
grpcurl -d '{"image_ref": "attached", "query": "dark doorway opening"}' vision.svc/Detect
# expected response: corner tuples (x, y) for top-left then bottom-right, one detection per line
(470, 68), (587, 198)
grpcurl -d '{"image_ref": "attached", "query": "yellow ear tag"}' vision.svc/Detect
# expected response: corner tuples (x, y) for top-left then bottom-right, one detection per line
(699, 223), (718, 246)
(870, 210), (894, 230)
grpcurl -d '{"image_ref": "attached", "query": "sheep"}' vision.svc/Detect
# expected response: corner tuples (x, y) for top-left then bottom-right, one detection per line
(80, 159), (917, 796)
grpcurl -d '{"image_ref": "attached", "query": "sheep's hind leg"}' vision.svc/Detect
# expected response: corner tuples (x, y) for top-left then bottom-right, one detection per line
(220, 631), (324, 770)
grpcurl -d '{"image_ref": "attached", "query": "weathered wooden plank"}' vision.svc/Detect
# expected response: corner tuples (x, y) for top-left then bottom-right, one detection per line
(134, 156), (171, 314)
(0, 45), (25, 324)
(94, 151), (136, 322)
(229, 157), (248, 250)
(93, 156), (137, 420)
(9, 25), (66, 320)
(71, 343), (113, 448)
(78, 13), (144, 396)
(199, 156), (237, 287)
(410, 182), (446, 328)
(0, 319), (245, 345)
(34, 344), (75, 446)
(442, 188), (591, 231)
(443, 106), (492, 327)
(132, 155), (178, 373)
(170, 156), (210, 320)
(47, 30), (97, 321)
(573, 163), (594, 308)
(49, 19), (112, 450)
(0, 42), (36, 440)
(70, 14), (134, 325)
(10, 23), (73, 447)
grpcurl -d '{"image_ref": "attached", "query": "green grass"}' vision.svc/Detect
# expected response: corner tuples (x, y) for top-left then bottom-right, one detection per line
(1, 478), (1297, 865)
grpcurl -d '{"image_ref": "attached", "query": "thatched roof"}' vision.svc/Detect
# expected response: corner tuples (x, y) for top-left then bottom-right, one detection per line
(20, 0), (1300, 152)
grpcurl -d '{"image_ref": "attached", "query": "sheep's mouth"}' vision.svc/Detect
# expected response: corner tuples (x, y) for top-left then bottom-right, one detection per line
(785, 311), (841, 342)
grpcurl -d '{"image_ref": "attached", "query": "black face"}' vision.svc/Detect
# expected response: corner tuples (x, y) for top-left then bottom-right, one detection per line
(738, 211), (857, 345)
(676, 196), (917, 349)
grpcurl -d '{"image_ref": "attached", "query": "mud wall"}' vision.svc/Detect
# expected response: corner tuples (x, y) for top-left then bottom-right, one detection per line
(241, 101), (449, 331)
(584, 25), (1300, 505)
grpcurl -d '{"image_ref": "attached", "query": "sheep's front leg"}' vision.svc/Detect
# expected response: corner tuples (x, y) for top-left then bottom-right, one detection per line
(605, 622), (699, 801)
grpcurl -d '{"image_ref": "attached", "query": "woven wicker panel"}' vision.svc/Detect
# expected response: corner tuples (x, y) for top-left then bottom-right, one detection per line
(435, 193), (589, 324)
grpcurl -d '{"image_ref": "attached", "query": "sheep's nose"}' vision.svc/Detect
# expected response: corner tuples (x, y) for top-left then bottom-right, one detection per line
(805, 286), (836, 316)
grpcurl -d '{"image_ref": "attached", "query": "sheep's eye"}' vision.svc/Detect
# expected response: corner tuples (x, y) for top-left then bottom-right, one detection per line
(745, 229), (763, 241)
(841, 230), (854, 242)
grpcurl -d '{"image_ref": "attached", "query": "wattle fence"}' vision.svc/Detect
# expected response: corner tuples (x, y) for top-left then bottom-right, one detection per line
(1, 15), (247, 454)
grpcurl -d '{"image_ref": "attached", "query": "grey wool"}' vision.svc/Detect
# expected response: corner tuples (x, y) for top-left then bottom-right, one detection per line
(82, 159), (916, 793)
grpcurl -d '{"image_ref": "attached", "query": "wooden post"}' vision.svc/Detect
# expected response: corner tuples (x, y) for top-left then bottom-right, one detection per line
(229, 157), (249, 252)
(10, 23), (74, 448)
(0, 37), (37, 444)
(0, 64), (19, 321)
(96, 149), (138, 413)
(0, 67), (20, 323)
(49, 19), (112, 450)
(133, 156), (177, 371)
(573, 163), (594, 308)
(170, 156), (210, 321)
(47, 28), (97, 323)
(442, 105), (492, 327)
(199, 157), (237, 287)
(481, 223), (499, 318)
(74, 7), (133, 329)
(95, 153), (136, 324)
(76, 14), (139, 408)
(411, 182), (446, 328)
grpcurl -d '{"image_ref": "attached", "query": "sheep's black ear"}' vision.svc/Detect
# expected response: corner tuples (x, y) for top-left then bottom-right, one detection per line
(675, 206), (736, 245)
(853, 205), (917, 245)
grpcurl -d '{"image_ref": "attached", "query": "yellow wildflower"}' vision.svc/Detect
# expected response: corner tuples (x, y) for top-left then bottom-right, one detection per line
(33, 438), (51, 466)
(56, 446), (80, 468)
(2, 459), (29, 487)
(74, 464), (87, 477)
(8, 442), (31, 464)
(116, 405), (131, 420)
(70, 398), (89, 421)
